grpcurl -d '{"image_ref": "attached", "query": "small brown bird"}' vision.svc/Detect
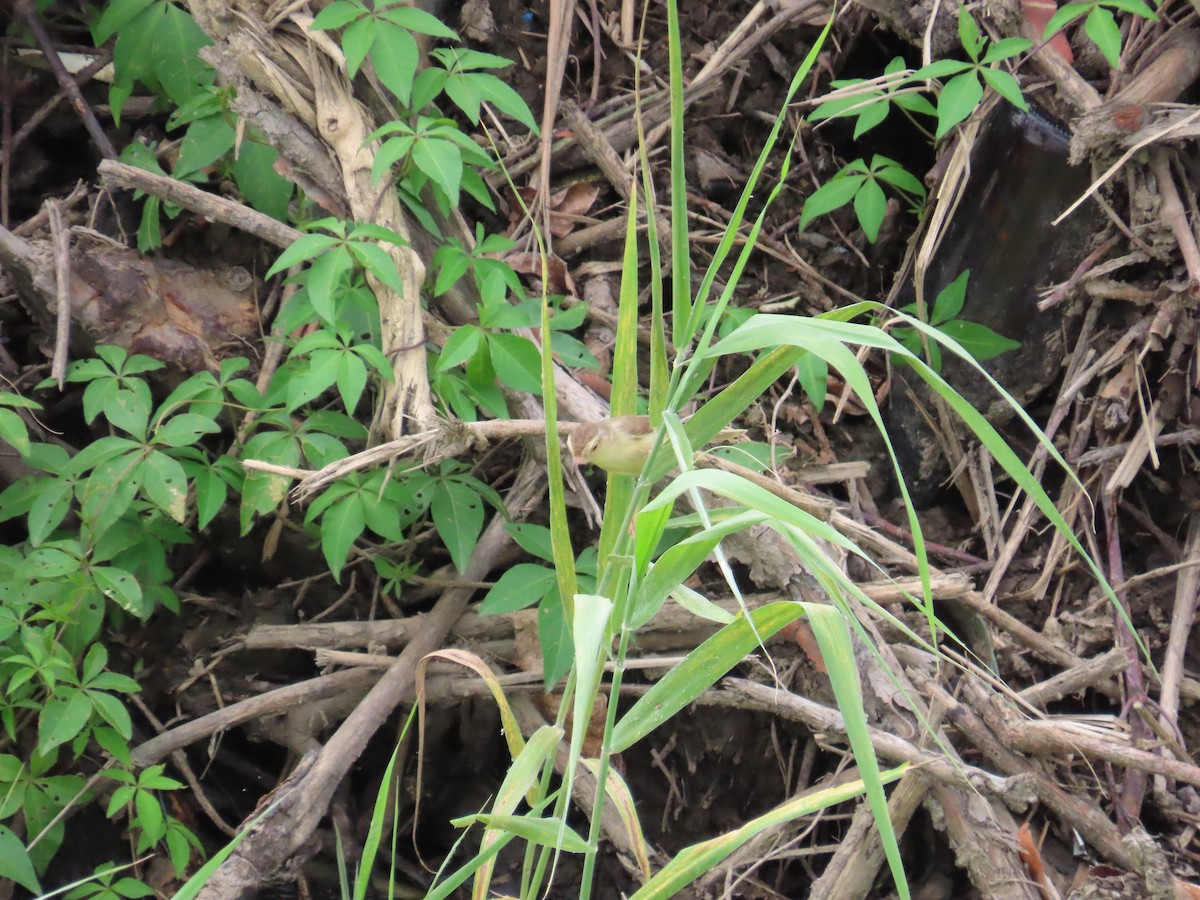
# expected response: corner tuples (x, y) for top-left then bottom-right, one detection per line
(568, 415), (744, 476)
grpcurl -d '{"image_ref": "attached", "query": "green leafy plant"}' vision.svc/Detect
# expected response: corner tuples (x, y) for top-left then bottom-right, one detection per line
(917, 8), (1031, 138)
(798, 153), (926, 243)
(94, 2), (292, 250)
(1042, 0), (1158, 68)
(808, 57), (937, 139)
(892, 270), (1021, 370)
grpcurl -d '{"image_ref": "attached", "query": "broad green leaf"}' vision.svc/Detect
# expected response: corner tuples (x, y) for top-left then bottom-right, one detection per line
(140, 449), (188, 521)
(0, 408), (29, 456)
(305, 246), (353, 325)
(309, 0), (362, 30)
(38, 691), (93, 753)
(335, 351), (368, 414)
(155, 412), (220, 448)
(413, 138), (462, 206)
(1043, 2), (1090, 36)
(799, 174), (865, 231)
(935, 319), (1021, 360)
(487, 333), (542, 394)
(92, 566), (146, 617)
(151, 3), (211, 105)
(431, 480), (484, 573)
(349, 240), (404, 294)
(853, 178), (887, 242)
(478, 564), (557, 614)
(27, 479), (72, 545)
(266, 233), (341, 277)
(233, 139), (293, 221)
(436, 325), (484, 372)
(379, 5), (459, 37)
(0, 825), (40, 893)
(931, 270), (970, 325)
(193, 465), (229, 530)
(174, 115), (234, 179)
(935, 72), (983, 138)
(320, 494), (366, 579)
(93, 0), (157, 43)
(980, 67), (1028, 111)
(90, 691), (133, 739)
(1085, 6), (1122, 68)
(370, 23), (419, 106)
(342, 16), (376, 78)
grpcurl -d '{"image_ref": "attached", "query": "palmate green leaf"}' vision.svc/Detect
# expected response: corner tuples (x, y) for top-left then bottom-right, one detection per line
(873, 159), (925, 197)
(538, 590), (573, 687)
(487, 333), (542, 394)
(853, 177), (887, 242)
(342, 16), (376, 79)
(140, 449), (187, 521)
(370, 22), (420, 105)
(935, 319), (1020, 360)
(610, 602), (803, 752)
(348, 237), (403, 294)
(27, 478), (71, 545)
(151, 2), (211, 106)
(287, 349), (341, 410)
(0, 825), (40, 894)
(798, 173), (865, 231)
(935, 71), (983, 138)
(92, 565), (146, 616)
(174, 115), (234, 179)
(478, 564), (557, 614)
(0, 408), (28, 457)
(89, 690), (133, 739)
(914, 58), (972, 80)
(1105, 0), (1157, 16)
(436, 324), (484, 372)
(101, 384), (152, 439)
(957, 7), (984, 59)
(335, 351), (368, 413)
(379, 4), (459, 38)
(1043, 1), (1092, 36)
(82, 456), (143, 537)
(431, 480), (483, 573)
(305, 246), (354, 325)
(38, 691), (93, 753)
(931, 270), (970, 324)
(980, 67), (1029, 111)
(266, 233), (341, 277)
(983, 36), (1033, 63)
(320, 493), (366, 579)
(1085, 6), (1122, 67)
(413, 137), (463, 206)
(93, 0), (157, 43)
(309, 0), (364, 30)
(154, 412), (221, 448)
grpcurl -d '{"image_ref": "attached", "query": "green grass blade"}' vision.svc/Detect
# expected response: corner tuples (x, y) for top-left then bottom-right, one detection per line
(665, 0), (690, 347)
(610, 602), (804, 752)
(628, 765), (906, 898)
